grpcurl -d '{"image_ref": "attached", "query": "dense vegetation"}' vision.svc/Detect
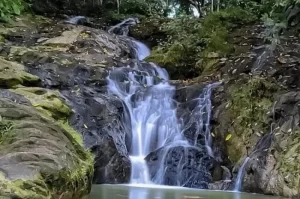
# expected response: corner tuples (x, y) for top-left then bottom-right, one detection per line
(144, 0), (300, 79)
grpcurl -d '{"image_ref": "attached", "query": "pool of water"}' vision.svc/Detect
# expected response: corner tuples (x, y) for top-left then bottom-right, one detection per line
(89, 184), (284, 199)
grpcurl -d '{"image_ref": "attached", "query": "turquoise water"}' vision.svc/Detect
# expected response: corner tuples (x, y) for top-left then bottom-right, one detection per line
(89, 184), (285, 199)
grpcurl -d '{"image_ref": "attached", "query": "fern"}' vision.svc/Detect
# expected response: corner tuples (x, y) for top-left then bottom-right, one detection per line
(0, 0), (24, 22)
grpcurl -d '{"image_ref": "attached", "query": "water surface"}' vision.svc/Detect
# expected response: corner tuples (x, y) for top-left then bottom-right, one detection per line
(89, 184), (284, 199)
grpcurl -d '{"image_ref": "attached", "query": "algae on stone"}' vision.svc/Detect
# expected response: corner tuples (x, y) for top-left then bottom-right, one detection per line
(0, 57), (39, 88)
(11, 87), (72, 119)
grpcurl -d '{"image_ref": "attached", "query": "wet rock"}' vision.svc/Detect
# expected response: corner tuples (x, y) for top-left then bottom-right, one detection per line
(146, 145), (213, 189)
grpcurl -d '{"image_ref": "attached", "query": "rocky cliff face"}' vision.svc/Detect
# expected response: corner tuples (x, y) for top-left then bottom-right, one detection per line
(203, 24), (300, 197)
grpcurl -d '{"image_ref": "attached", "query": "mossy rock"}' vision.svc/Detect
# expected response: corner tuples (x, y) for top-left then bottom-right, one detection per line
(0, 98), (93, 199)
(226, 76), (277, 163)
(0, 57), (39, 88)
(11, 87), (72, 120)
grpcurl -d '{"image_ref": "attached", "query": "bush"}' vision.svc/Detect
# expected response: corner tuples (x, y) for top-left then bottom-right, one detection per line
(147, 8), (255, 79)
(0, 0), (24, 22)
(119, 0), (149, 15)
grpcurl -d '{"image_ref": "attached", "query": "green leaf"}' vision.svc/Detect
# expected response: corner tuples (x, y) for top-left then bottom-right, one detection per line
(225, 133), (232, 141)
(12, 3), (21, 15)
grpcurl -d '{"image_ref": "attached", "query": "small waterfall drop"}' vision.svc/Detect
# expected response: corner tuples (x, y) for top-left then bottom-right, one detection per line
(192, 82), (221, 157)
(106, 18), (220, 186)
(132, 40), (151, 60)
(234, 157), (250, 192)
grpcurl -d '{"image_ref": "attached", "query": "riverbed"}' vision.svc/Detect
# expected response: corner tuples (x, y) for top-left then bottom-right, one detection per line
(89, 184), (285, 199)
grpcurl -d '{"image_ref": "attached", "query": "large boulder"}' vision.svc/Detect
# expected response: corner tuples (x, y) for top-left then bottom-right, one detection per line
(4, 20), (133, 184)
(0, 93), (93, 199)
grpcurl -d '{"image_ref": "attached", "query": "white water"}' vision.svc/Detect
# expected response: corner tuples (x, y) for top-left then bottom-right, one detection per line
(65, 16), (85, 24)
(234, 157), (250, 192)
(107, 44), (182, 183)
(132, 40), (151, 60)
(191, 82), (221, 157)
(106, 36), (219, 185)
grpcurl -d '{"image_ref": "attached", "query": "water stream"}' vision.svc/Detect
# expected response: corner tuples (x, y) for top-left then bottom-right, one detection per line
(105, 18), (222, 186)
(234, 157), (250, 192)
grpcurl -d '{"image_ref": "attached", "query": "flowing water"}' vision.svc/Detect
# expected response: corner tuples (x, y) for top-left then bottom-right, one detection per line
(106, 19), (221, 186)
(106, 48), (184, 184)
(85, 18), (288, 199)
(89, 184), (285, 199)
(234, 157), (250, 192)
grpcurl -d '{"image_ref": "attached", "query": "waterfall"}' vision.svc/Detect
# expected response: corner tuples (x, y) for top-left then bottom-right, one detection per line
(192, 82), (221, 157)
(106, 45), (183, 184)
(106, 18), (220, 186)
(233, 157), (250, 192)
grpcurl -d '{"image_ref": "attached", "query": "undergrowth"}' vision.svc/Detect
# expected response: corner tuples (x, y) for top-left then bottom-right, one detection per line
(146, 8), (255, 79)
(0, 0), (24, 22)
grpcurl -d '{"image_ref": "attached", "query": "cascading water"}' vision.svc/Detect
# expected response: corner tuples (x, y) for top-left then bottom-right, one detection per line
(107, 51), (183, 184)
(191, 82), (221, 157)
(233, 157), (250, 192)
(107, 18), (220, 186)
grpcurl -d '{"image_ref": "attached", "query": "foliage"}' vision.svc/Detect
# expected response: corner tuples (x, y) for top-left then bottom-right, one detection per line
(119, 0), (149, 15)
(147, 8), (255, 79)
(0, 0), (24, 22)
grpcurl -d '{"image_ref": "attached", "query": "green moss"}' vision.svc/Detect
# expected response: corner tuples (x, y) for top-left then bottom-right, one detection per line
(0, 57), (39, 88)
(58, 120), (84, 147)
(0, 119), (13, 145)
(0, 35), (4, 43)
(226, 76), (277, 163)
(11, 87), (72, 119)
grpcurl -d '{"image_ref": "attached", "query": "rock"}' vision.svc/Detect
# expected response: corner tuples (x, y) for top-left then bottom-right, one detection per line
(62, 89), (131, 184)
(209, 180), (233, 190)
(0, 57), (39, 88)
(43, 27), (84, 46)
(146, 146), (213, 189)
(0, 96), (93, 199)
(11, 87), (72, 120)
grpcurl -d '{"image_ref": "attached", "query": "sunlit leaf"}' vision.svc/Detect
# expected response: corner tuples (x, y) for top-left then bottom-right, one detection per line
(225, 133), (232, 141)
